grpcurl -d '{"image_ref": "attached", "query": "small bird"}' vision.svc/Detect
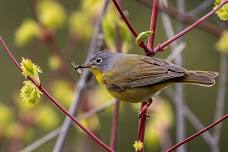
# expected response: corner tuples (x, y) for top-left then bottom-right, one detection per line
(73, 51), (218, 103)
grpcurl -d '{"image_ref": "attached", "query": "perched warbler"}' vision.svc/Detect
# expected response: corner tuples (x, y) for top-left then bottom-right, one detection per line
(73, 51), (218, 103)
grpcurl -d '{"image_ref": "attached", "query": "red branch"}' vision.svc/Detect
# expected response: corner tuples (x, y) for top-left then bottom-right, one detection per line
(167, 114), (228, 152)
(153, 1), (228, 52)
(113, 0), (228, 56)
(138, 0), (223, 38)
(136, 102), (149, 152)
(0, 36), (114, 152)
(148, 0), (159, 49)
(110, 100), (120, 150)
(136, 0), (159, 151)
(111, 0), (152, 55)
(112, 0), (137, 37)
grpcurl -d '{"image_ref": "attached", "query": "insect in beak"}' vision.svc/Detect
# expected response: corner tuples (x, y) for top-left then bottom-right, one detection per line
(71, 62), (91, 74)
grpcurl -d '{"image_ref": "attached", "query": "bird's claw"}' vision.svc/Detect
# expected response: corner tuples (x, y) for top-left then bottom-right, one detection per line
(138, 111), (150, 118)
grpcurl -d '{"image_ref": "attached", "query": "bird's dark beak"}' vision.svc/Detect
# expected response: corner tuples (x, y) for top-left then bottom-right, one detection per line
(71, 62), (91, 70)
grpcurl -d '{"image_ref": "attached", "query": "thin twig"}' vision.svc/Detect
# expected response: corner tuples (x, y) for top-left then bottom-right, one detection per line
(136, 102), (150, 152)
(53, 1), (110, 152)
(213, 54), (228, 143)
(175, 0), (186, 152)
(164, 89), (215, 145)
(20, 129), (60, 152)
(110, 100), (120, 150)
(184, 106), (215, 144)
(166, 114), (228, 152)
(111, 0), (137, 37)
(20, 99), (116, 152)
(153, 1), (228, 52)
(0, 36), (113, 152)
(137, 0), (223, 38)
(52, 72), (91, 152)
(166, 42), (186, 62)
(111, 0), (151, 55)
(188, 0), (214, 16)
(160, 131), (172, 152)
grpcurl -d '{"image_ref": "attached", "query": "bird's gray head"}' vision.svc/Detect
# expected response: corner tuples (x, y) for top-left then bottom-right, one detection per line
(74, 51), (119, 73)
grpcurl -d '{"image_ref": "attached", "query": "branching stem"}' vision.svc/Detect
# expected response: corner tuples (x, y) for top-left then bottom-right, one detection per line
(153, 1), (228, 52)
(0, 36), (114, 152)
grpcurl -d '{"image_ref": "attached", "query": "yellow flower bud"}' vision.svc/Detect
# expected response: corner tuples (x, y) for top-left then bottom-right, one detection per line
(215, 1), (228, 21)
(133, 140), (143, 152)
(20, 81), (42, 104)
(20, 58), (42, 85)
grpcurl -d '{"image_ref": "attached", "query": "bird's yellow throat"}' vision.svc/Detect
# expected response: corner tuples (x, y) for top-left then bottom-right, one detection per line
(90, 67), (103, 84)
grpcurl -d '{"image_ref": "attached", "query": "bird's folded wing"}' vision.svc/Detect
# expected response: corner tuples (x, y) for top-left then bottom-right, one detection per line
(104, 57), (185, 89)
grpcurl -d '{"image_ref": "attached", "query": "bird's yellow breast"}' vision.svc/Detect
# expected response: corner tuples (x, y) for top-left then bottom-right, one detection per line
(90, 67), (104, 84)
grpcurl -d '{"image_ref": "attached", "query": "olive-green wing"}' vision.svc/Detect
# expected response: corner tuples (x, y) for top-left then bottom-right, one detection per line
(103, 55), (185, 90)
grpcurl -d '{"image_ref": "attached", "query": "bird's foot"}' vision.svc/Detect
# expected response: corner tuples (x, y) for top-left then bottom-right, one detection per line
(138, 99), (153, 118)
(138, 111), (150, 118)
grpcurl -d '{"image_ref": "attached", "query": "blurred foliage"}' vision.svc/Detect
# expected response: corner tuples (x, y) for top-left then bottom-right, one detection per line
(48, 55), (62, 71)
(102, 5), (132, 52)
(68, 0), (103, 40)
(68, 11), (92, 40)
(88, 85), (114, 109)
(50, 79), (74, 108)
(6, 122), (34, 141)
(15, 19), (40, 46)
(0, 103), (14, 137)
(14, 0), (66, 47)
(78, 115), (100, 133)
(37, 0), (66, 29)
(35, 105), (60, 130)
(145, 98), (173, 150)
(102, 9), (118, 51)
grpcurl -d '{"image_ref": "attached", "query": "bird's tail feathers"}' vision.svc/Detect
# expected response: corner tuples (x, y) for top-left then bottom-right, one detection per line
(180, 71), (219, 87)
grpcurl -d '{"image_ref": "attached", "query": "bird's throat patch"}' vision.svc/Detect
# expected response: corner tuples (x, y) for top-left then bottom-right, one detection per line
(90, 67), (103, 84)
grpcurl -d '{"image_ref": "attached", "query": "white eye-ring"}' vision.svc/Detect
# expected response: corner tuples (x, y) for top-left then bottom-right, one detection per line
(95, 57), (102, 64)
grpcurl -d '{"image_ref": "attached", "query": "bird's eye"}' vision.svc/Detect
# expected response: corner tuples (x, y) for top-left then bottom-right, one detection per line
(95, 57), (102, 64)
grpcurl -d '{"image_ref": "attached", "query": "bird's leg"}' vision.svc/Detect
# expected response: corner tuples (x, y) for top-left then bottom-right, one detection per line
(138, 98), (153, 118)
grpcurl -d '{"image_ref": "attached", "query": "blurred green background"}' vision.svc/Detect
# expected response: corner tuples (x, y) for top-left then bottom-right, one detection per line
(0, 0), (227, 152)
